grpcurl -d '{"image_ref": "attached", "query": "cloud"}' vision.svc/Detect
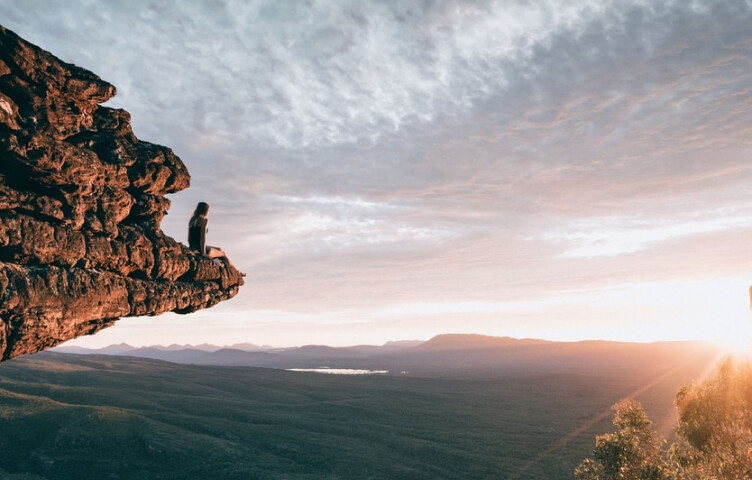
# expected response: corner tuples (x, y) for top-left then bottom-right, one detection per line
(10, 0), (746, 151)
(8, 1), (752, 202)
(4, 1), (752, 345)
(538, 211), (752, 258)
(272, 194), (460, 248)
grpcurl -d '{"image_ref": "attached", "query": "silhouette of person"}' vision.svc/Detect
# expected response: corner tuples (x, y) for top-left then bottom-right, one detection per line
(188, 201), (244, 275)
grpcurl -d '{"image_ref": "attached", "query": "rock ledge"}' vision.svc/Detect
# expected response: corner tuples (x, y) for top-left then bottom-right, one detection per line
(0, 26), (243, 361)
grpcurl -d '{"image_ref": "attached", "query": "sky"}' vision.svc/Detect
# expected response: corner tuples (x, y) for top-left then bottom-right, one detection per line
(3, 0), (752, 348)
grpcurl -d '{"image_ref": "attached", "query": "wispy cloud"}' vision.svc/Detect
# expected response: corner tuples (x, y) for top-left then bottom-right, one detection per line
(11, 0), (747, 151)
(538, 209), (752, 258)
(269, 194), (459, 253)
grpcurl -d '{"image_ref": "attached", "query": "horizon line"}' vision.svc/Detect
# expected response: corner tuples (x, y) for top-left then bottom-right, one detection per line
(54, 332), (718, 352)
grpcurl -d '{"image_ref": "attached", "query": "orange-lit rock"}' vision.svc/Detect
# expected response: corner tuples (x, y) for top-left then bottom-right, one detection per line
(0, 26), (243, 361)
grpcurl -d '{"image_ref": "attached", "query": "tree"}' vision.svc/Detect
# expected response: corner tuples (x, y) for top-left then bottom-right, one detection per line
(576, 359), (752, 480)
(575, 399), (675, 480)
(669, 359), (752, 480)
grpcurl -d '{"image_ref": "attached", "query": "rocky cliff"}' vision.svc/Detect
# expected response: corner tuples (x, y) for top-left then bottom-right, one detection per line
(0, 26), (243, 362)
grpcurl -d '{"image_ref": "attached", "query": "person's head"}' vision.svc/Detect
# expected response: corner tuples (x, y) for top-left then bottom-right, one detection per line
(193, 202), (210, 217)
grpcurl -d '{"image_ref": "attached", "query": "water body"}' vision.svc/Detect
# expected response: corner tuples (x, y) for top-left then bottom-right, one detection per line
(285, 367), (389, 375)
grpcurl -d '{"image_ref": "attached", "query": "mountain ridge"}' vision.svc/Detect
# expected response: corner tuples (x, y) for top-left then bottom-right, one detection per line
(52, 333), (720, 374)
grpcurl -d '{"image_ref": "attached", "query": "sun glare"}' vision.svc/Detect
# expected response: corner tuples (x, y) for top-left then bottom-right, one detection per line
(704, 283), (752, 358)
(713, 317), (752, 358)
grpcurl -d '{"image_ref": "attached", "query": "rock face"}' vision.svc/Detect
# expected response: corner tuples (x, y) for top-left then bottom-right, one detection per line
(0, 26), (243, 362)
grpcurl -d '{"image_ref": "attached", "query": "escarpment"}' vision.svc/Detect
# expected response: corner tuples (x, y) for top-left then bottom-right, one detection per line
(0, 26), (243, 361)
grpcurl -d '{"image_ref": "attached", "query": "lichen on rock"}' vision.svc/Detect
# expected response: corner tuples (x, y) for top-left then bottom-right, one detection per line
(0, 26), (244, 361)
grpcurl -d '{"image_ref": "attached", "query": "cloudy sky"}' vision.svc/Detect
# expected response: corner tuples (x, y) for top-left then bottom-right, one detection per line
(4, 0), (752, 348)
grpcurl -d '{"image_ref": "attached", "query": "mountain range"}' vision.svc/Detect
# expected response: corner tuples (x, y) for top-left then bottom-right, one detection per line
(53, 334), (722, 376)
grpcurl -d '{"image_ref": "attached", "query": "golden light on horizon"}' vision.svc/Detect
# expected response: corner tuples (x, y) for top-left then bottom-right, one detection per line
(684, 277), (752, 357)
(711, 286), (752, 358)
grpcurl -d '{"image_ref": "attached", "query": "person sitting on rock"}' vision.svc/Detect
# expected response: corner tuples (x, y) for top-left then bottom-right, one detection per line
(188, 201), (244, 275)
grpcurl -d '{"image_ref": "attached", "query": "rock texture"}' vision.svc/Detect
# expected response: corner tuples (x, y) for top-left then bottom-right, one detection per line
(0, 26), (243, 362)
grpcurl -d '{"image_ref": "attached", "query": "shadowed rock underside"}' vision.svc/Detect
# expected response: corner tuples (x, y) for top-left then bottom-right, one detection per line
(0, 26), (243, 361)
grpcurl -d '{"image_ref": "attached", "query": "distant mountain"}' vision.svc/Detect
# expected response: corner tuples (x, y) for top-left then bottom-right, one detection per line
(398, 335), (720, 375)
(53, 343), (136, 355)
(227, 342), (274, 351)
(119, 347), (213, 364)
(383, 340), (424, 348)
(54, 342), (270, 356)
(155, 344), (218, 352)
(51, 334), (722, 376)
(288, 344), (363, 358)
(414, 333), (548, 351)
(199, 348), (282, 367)
(343, 340), (425, 355)
(53, 339), (424, 368)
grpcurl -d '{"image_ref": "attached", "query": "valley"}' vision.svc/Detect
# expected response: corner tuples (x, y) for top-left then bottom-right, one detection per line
(0, 336), (724, 479)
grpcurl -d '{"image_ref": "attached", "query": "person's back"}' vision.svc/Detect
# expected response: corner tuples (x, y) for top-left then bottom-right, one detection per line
(188, 215), (207, 254)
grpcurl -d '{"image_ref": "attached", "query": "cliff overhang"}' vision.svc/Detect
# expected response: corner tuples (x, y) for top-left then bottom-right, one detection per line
(0, 26), (244, 361)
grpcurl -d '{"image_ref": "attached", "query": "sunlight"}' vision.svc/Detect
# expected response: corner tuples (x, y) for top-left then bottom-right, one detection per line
(655, 277), (752, 358)
(708, 294), (752, 358)
(581, 277), (752, 349)
(679, 277), (752, 357)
